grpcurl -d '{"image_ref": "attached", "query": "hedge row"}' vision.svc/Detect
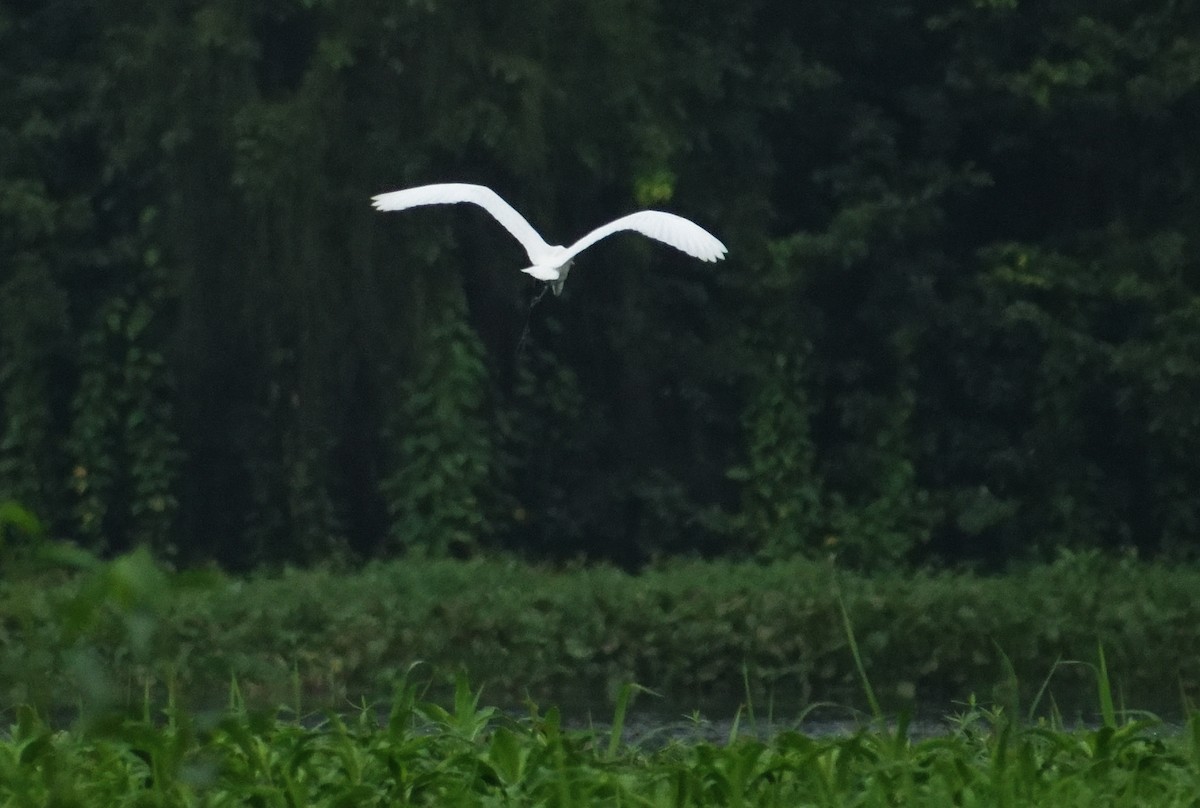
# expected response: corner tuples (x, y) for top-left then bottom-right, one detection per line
(3, 552), (1197, 715)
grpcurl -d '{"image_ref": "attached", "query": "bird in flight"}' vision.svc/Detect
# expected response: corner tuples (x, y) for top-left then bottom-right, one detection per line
(372, 183), (727, 295)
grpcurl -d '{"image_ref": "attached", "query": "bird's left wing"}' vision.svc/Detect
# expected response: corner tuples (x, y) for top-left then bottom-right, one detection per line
(562, 210), (727, 263)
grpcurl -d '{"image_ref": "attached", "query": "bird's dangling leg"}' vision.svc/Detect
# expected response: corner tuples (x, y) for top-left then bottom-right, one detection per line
(516, 282), (550, 361)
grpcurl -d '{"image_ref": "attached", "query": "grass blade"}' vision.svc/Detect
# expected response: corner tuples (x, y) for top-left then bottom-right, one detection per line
(837, 594), (882, 722)
(1096, 643), (1116, 729)
(608, 683), (633, 759)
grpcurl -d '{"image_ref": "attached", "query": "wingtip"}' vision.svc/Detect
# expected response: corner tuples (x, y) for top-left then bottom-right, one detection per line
(705, 243), (729, 262)
(371, 190), (410, 210)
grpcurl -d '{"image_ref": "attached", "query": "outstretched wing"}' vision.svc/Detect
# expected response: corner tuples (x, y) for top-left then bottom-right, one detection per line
(563, 210), (727, 263)
(371, 183), (554, 263)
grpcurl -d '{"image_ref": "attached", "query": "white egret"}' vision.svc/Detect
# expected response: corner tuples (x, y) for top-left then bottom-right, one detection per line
(371, 183), (727, 295)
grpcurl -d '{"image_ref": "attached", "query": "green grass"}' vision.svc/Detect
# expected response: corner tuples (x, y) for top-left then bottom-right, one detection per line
(2, 676), (1199, 807)
(4, 527), (1200, 804)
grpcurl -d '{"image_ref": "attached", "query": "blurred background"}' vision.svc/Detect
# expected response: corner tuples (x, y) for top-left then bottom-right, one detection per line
(3, 0), (1200, 572)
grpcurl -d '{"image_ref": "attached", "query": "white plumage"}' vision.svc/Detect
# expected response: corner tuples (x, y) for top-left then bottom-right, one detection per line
(371, 183), (727, 295)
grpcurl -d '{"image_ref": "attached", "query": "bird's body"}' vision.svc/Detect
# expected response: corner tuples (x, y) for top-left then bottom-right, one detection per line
(371, 183), (726, 295)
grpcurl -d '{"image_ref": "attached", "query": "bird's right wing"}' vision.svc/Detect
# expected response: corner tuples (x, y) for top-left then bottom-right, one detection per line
(371, 183), (553, 263)
(563, 210), (727, 263)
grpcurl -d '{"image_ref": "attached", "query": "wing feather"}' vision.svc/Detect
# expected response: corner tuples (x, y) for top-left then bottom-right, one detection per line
(372, 183), (554, 262)
(562, 210), (727, 263)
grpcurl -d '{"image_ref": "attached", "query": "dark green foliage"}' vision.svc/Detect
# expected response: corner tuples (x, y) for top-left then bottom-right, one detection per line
(503, 343), (597, 557)
(0, 265), (69, 521)
(5, 551), (1200, 715)
(380, 292), (495, 557)
(4, 547), (1200, 804)
(67, 251), (183, 555)
(2, 0), (1200, 563)
(734, 345), (824, 559)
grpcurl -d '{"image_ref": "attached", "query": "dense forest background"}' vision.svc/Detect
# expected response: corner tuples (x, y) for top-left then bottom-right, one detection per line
(2, 0), (1199, 570)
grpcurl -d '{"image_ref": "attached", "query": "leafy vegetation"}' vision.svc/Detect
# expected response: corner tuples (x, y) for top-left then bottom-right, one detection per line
(2, 671), (1200, 806)
(3, 0), (1199, 565)
(3, 538), (1199, 715)
(4, 514), (1198, 805)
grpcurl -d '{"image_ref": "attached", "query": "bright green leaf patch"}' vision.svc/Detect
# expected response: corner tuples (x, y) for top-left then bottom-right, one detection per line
(4, 549), (1200, 804)
(2, 687), (1199, 806)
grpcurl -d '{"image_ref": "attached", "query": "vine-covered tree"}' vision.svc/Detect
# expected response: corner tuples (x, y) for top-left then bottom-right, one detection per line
(1, 0), (1198, 567)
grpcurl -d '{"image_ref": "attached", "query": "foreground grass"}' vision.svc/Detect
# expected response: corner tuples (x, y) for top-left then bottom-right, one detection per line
(3, 678), (1199, 808)
(4, 522), (1200, 804)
